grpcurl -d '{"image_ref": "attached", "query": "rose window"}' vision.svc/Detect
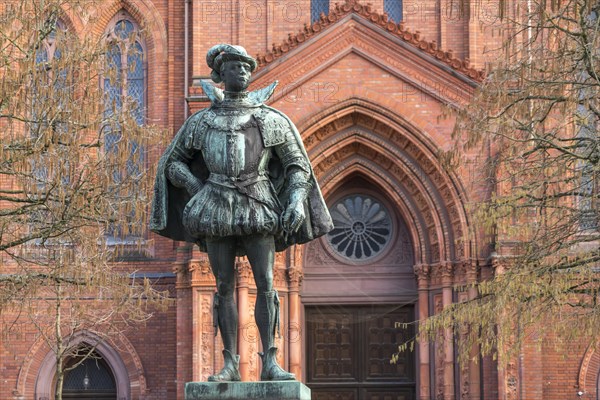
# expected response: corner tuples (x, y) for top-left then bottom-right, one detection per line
(327, 195), (392, 261)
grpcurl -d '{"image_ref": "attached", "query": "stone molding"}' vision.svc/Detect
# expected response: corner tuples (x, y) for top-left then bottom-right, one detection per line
(249, 14), (476, 108)
(299, 100), (472, 264)
(433, 294), (445, 400)
(254, 0), (484, 82)
(287, 266), (304, 288)
(18, 330), (146, 399)
(236, 258), (253, 286)
(578, 342), (600, 398)
(414, 263), (431, 287)
(307, 110), (465, 265)
(189, 255), (215, 286)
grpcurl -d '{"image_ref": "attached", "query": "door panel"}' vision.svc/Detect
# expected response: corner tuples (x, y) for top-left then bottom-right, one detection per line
(364, 307), (414, 382)
(308, 307), (357, 382)
(313, 389), (357, 400)
(362, 387), (415, 400)
(307, 305), (415, 400)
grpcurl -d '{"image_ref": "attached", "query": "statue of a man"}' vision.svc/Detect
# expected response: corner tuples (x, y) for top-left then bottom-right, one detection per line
(150, 44), (333, 381)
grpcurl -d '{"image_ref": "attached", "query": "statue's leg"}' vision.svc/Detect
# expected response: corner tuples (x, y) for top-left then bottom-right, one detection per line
(243, 234), (295, 381)
(206, 236), (240, 382)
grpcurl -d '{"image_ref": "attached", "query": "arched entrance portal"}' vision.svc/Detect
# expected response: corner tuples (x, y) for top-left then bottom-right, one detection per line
(303, 176), (417, 399)
(299, 100), (471, 399)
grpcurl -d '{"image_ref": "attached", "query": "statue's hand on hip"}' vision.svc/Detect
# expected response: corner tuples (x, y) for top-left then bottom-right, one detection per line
(166, 161), (203, 196)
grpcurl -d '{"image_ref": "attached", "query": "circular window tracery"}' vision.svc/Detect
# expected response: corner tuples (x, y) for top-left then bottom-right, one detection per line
(327, 195), (393, 261)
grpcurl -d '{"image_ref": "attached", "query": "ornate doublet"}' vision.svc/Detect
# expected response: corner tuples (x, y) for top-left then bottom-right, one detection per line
(150, 83), (333, 253)
(177, 94), (310, 239)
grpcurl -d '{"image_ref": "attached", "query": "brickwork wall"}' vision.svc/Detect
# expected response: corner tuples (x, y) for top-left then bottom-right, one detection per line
(130, 294), (178, 399)
(0, 1), (596, 399)
(0, 0), (182, 398)
(541, 335), (589, 400)
(0, 281), (177, 400)
(189, 0), (498, 79)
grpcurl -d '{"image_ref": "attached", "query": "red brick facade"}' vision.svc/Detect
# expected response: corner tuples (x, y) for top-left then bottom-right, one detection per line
(1, 0), (596, 399)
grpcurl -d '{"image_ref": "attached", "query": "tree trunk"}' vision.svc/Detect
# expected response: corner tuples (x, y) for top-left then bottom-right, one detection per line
(54, 282), (64, 400)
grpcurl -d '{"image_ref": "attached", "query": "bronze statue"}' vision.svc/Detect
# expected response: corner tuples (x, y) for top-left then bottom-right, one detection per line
(150, 44), (333, 381)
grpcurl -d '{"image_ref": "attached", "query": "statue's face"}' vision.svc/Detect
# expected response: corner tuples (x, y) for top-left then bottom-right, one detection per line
(220, 61), (251, 92)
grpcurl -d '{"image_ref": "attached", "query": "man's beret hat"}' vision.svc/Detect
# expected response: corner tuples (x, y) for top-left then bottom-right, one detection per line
(206, 44), (257, 83)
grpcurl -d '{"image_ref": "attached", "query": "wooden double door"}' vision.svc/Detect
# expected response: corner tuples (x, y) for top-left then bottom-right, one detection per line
(306, 305), (416, 400)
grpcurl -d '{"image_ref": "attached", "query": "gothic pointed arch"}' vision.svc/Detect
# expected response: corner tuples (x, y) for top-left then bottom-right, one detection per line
(103, 10), (147, 125)
(93, 0), (167, 121)
(100, 9), (148, 242)
(93, 0), (167, 59)
(302, 99), (472, 266)
(55, 3), (87, 36)
(16, 331), (147, 399)
(577, 342), (600, 398)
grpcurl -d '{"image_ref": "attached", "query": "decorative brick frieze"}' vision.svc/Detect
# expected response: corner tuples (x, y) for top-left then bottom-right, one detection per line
(189, 255), (215, 286)
(255, 0), (484, 82)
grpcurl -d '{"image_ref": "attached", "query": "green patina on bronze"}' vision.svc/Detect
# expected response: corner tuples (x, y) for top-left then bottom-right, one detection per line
(150, 44), (332, 383)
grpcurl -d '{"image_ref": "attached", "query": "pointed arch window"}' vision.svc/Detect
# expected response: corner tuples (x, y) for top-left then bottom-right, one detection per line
(573, 8), (599, 232)
(61, 350), (117, 400)
(27, 19), (72, 246)
(579, 163), (597, 231)
(311, 0), (329, 23)
(384, 0), (403, 23)
(576, 103), (598, 231)
(102, 13), (146, 241)
(33, 19), (68, 92)
(31, 19), (69, 186)
(104, 17), (145, 127)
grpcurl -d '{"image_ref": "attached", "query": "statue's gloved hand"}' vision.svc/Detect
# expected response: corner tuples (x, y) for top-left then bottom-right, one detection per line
(185, 179), (203, 196)
(281, 168), (311, 240)
(282, 201), (306, 236)
(166, 161), (203, 196)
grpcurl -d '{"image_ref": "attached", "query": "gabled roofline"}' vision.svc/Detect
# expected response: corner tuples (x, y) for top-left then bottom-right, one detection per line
(254, 0), (485, 83)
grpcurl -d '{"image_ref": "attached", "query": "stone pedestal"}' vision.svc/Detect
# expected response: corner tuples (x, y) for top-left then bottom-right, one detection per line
(185, 381), (311, 400)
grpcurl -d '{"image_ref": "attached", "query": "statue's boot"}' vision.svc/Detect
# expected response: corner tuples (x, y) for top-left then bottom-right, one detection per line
(256, 290), (295, 381)
(208, 349), (241, 382)
(208, 294), (241, 382)
(259, 346), (295, 381)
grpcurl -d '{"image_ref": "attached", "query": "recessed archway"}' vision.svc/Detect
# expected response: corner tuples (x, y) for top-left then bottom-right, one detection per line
(62, 349), (118, 399)
(577, 342), (600, 399)
(300, 99), (472, 400)
(34, 332), (130, 400)
(303, 99), (471, 265)
(302, 171), (418, 399)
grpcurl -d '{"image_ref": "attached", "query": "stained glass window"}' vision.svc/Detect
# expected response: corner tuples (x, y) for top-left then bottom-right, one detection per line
(384, 0), (403, 23)
(327, 195), (393, 261)
(311, 0), (329, 23)
(31, 20), (68, 185)
(103, 14), (146, 240)
(578, 122), (598, 231)
(103, 17), (145, 135)
(576, 99), (598, 231)
(579, 164), (597, 230)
